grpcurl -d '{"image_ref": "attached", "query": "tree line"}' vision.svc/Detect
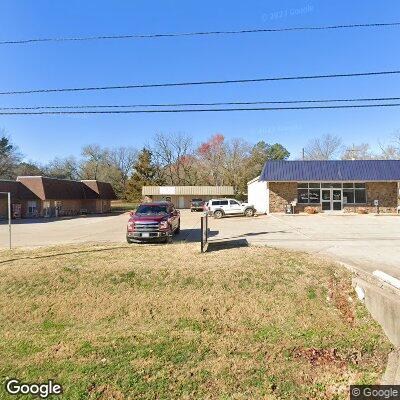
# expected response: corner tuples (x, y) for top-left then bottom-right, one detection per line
(0, 127), (399, 201)
(303, 133), (400, 161)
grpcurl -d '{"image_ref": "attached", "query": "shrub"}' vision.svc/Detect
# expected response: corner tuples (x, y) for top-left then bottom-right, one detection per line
(304, 206), (318, 214)
(357, 207), (369, 214)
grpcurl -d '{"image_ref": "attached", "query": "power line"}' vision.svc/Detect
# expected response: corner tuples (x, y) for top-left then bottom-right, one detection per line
(1, 96), (400, 110)
(1, 70), (400, 95)
(1, 103), (400, 115)
(1, 22), (400, 45)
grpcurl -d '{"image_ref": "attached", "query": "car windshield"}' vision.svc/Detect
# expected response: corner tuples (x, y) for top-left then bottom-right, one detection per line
(135, 205), (168, 216)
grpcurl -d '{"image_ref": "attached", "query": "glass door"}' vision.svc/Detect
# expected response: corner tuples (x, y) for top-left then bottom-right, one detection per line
(332, 189), (342, 211)
(321, 188), (343, 211)
(321, 189), (331, 211)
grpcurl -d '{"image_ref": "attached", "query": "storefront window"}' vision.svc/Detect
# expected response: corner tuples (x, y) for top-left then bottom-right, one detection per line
(308, 189), (320, 203)
(297, 182), (366, 204)
(298, 189), (309, 203)
(343, 183), (354, 189)
(343, 189), (355, 204)
(355, 189), (366, 203)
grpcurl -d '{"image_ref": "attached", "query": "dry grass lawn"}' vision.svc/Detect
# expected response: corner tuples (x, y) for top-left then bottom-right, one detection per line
(0, 242), (392, 399)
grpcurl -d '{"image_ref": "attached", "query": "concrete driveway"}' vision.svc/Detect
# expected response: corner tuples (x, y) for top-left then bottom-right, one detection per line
(0, 210), (202, 248)
(209, 213), (400, 279)
(1, 210), (399, 281)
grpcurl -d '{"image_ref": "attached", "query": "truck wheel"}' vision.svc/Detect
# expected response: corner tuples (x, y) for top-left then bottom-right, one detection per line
(214, 210), (223, 219)
(244, 208), (255, 217)
(165, 236), (173, 244)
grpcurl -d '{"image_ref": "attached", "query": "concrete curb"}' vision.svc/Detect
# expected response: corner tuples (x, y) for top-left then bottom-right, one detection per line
(381, 349), (400, 384)
(338, 261), (400, 384)
(248, 244), (400, 382)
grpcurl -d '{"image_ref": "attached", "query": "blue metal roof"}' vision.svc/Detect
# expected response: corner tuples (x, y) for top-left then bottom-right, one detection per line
(260, 160), (400, 181)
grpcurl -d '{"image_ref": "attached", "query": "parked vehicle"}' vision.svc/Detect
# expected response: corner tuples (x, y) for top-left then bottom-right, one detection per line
(126, 201), (180, 243)
(190, 198), (205, 212)
(206, 198), (256, 219)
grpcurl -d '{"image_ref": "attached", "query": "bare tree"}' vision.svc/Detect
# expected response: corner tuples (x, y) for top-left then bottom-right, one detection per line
(80, 144), (109, 180)
(45, 156), (81, 180)
(378, 131), (400, 159)
(108, 146), (138, 188)
(196, 134), (226, 185)
(152, 133), (198, 185)
(341, 143), (374, 160)
(221, 138), (251, 196)
(304, 134), (343, 160)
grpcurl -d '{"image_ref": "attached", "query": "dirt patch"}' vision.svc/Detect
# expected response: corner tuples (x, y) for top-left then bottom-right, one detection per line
(292, 348), (346, 367)
(328, 276), (355, 325)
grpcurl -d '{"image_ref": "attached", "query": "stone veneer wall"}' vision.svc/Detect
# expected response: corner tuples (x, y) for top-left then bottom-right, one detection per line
(344, 182), (398, 213)
(269, 181), (398, 214)
(269, 182), (297, 213)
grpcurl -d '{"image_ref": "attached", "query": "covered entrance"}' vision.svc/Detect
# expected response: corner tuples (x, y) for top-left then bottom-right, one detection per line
(321, 187), (342, 211)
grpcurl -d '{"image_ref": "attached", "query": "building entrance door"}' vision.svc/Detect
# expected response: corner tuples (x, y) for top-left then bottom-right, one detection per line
(321, 188), (342, 211)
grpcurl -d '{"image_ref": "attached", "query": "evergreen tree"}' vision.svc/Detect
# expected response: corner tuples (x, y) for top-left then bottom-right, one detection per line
(125, 148), (160, 201)
(246, 141), (290, 179)
(0, 134), (22, 179)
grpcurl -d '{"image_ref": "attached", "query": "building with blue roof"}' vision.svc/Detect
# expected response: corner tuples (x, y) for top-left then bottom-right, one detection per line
(248, 160), (400, 214)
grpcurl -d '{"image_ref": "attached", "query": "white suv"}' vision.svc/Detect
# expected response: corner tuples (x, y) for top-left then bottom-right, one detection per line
(206, 198), (256, 219)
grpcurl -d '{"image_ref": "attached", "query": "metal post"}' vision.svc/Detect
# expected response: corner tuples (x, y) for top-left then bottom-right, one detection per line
(7, 192), (11, 249)
(200, 216), (204, 253)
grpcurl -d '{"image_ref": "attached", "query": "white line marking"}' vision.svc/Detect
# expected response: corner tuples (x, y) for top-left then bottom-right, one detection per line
(372, 270), (400, 290)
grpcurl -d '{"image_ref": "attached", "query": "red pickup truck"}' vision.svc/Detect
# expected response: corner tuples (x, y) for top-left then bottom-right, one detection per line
(126, 201), (180, 243)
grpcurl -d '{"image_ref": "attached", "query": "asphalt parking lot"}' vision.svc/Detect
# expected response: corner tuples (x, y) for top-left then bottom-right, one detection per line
(0, 210), (399, 280)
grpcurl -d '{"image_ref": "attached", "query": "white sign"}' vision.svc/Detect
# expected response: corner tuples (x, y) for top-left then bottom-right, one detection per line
(160, 186), (176, 195)
(374, 199), (379, 206)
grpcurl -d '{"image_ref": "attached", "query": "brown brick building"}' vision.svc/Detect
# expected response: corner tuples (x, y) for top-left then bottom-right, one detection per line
(248, 160), (400, 214)
(0, 176), (116, 219)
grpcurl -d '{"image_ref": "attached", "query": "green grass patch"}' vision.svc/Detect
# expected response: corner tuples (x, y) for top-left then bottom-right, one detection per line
(0, 243), (392, 399)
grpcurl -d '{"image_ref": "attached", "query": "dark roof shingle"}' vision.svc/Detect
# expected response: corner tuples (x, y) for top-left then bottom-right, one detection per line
(16, 176), (116, 200)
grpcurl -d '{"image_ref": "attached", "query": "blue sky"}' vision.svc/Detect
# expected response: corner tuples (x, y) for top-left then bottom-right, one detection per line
(0, 1), (400, 162)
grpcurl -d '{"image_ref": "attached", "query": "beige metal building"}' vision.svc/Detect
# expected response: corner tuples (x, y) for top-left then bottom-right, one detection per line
(142, 186), (234, 208)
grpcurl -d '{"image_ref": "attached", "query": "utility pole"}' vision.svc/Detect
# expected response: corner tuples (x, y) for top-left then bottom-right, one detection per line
(302, 148), (305, 160)
(346, 144), (358, 160)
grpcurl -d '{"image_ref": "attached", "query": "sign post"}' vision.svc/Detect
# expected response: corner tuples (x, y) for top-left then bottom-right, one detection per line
(374, 199), (380, 215)
(200, 213), (209, 253)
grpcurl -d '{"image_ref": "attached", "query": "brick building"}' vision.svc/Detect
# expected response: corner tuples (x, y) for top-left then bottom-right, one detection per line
(248, 160), (400, 214)
(0, 176), (116, 219)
